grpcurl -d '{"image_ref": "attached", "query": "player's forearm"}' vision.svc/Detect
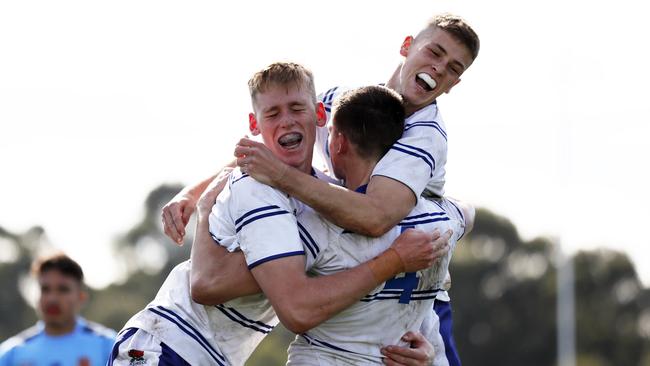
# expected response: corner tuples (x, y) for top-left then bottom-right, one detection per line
(261, 251), (403, 334)
(190, 212), (261, 305)
(276, 169), (397, 237)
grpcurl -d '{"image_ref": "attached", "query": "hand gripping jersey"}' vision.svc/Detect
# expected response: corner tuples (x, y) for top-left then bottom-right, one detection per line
(317, 86), (449, 198)
(286, 187), (466, 365)
(120, 168), (307, 366)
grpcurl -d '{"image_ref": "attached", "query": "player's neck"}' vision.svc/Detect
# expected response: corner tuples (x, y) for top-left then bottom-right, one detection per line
(293, 153), (314, 175)
(44, 319), (76, 336)
(343, 157), (376, 192)
(386, 66), (417, 117)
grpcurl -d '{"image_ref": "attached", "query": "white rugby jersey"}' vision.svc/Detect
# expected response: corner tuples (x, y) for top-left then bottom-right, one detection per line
(317, 86), (448, 197)
(123, 168), (307, 366)
(286, 187), (466, 365)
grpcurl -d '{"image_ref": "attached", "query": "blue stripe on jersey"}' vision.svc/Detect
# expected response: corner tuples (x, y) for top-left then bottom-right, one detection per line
(398, 217), (450, 226)
(322, 87), (339, 112)
(395, 142), (436, 171)
(391, 143), (435, 177)
(297, 222), (320, 258)
(361, 288), (442, 302)
(236, 210), (291, 233)
(159, 341), (191, 366)
(404, 121), (448, 141)
(402, 212), (447, 221)
(301, 333), (361, 355)
(231, 173), (250, 185)
(148, 306), (226, 365)
(325, 131), (330, 157)
(248, 250), (305, 269)
(321, 87), (338, 105)
(108, 327), (138, 366)
(215, 304), (275, 334)
(235, 205), (281, 225)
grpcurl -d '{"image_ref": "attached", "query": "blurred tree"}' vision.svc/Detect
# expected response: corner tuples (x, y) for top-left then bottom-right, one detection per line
(0, 226), (40, 340)
(450, 209), (650, 366)
(84, 183), (190, 331)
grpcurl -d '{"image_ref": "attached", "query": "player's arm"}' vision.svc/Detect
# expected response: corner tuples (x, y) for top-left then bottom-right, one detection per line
(249, 229), (449, 334)
(162, 159), (236, 244)
(235, 138), (415, 237)
(189, 170), (262, 305)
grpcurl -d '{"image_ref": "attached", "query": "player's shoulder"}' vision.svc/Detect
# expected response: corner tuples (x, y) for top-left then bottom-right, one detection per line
(78, 318), (117, 341)
(227, 168), (295, 218)
(228, 168), (283, 196)
(403, 101), (448, 140)
(0, 323), (42, 354)
(319, 85), (354, 110)
(399, 198), (452, 228)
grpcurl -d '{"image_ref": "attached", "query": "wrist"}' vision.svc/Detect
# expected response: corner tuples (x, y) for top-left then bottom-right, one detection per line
(367, 248), (406, 283)
(274, 164), (295, 191)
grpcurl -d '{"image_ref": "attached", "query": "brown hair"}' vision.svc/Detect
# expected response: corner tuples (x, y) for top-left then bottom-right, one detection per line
(32, 253), (84, 283)
(332, 86), (405, 160)
(248, 62), (317, 105)
(417, 13), (480, 61)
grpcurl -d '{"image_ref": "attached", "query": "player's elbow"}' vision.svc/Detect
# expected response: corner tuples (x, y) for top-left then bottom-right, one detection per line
(276, 306), (319, 334)
(279, 314), (315, 334)
(190, 275), (227, 305)
(459, 201), (476, 236)
(362, 212), (395, 237)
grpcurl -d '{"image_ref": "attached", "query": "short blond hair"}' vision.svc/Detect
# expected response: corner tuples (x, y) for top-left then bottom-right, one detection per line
(248, 62), (317, 105)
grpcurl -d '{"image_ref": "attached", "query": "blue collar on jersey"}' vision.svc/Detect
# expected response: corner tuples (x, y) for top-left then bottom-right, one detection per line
(355, 184), (368, 194)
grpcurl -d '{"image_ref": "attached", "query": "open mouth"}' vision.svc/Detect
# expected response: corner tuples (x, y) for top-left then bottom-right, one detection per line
(45, 304), (61, 316)
(278, 132), (303, 150)
(416, 73), (437, 92)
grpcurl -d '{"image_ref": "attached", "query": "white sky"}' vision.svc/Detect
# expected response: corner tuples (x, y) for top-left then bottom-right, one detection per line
(1, 0), (649, 288)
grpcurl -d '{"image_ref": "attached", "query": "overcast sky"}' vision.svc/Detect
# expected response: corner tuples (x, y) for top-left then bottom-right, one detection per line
(1, 0), (649, 287)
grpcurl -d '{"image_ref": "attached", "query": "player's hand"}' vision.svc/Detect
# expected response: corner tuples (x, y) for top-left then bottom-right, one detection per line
(162, 190), (198, 246)
(391, 229), (451, 272)
(381, 331), (434, 366)
(196, 167), (233, 215)
(234, 137), (289, 186)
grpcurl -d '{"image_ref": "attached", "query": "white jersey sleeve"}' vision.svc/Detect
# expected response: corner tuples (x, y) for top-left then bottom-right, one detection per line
(372, 101), (448, 198)
(315, 86), (352, 177)
(209, 169), (305, 269)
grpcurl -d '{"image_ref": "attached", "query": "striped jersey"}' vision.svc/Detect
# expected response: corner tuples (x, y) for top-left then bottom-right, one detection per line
(286, 189), (466, 365)
(122, 168), (310, 365)
(0, 318), (116, 366)
(317, 86), (449, 198)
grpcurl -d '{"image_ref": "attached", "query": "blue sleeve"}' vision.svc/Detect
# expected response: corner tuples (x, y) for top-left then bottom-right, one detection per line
(0, 347), (14, 366)
(102, 336), (116, 362)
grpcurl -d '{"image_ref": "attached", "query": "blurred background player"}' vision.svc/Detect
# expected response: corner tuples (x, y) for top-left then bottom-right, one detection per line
(0, 253), (116, 366)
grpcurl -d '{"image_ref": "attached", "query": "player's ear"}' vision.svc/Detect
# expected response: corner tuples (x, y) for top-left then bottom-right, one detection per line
(249, 113), (260, 135)
(444, 78), (462, 94)
(316, 102), (327, 127)
(336, 132), (348, 154)
(400, 36), (414, 57)
(77, 288), (88, 306)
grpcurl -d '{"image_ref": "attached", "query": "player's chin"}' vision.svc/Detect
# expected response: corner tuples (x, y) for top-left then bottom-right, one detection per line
(278, 151), (308, 169)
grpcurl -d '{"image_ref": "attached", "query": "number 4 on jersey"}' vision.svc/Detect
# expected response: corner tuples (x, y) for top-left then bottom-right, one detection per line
(384, 225), (420, 304)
